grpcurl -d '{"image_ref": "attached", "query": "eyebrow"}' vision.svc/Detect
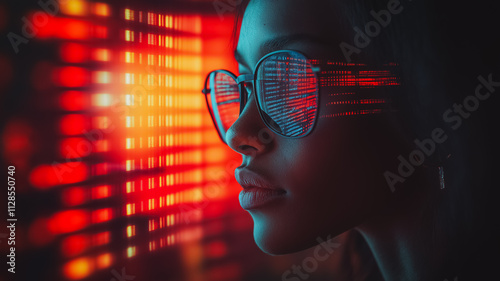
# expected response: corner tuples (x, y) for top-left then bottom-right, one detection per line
(234, 33), (333, 71)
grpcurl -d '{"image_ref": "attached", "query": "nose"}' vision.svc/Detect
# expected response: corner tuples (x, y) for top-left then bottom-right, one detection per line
(225, 87), (274, 156)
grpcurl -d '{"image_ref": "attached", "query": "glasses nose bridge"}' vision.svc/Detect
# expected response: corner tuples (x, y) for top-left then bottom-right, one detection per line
(235, 73), (254, 114)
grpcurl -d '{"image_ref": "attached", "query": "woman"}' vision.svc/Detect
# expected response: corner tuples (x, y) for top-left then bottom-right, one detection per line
(203, 0), (499, 280)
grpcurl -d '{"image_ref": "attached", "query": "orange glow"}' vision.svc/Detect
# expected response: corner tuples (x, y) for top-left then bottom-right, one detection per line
(177, 16), (202, 34)
(49, 210), (89, 234)
(59, 114), (88, 135)
(62, 257), (94, 280)
(54, 67), (89, 88)
(92, 208), (112, 223)
(36, 17), (90, 40)
(96, 253), (112, 269)
(60, 19), (90, 40)
(29, 162), (87, 188)
(60, 43), (88, 63)
(92, 185), (110, 199)
(93, 116), (111, 130)
(95, 139), (108, 152)
(60, 91), (87, 111)
(61, 187), (87, 206)
(92, 3), (110, 17)
(60, 0), (88, 16)
(92, 48), (110, 61)
(165, 15), (172, 28)
(61, 235), (90, 257)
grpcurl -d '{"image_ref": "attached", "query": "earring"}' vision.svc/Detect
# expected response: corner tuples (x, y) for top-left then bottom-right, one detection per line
(437, 154), (451, 190)
(438, 166), (445, 190)
(422, 153), (450, 190)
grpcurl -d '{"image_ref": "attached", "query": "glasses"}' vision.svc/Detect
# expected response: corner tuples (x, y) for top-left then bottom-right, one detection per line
(202, 50), (400, 144)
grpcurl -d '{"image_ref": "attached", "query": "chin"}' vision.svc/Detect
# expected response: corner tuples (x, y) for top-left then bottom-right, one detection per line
(253, 223), (296, 255)
(250, 211), (340, 256)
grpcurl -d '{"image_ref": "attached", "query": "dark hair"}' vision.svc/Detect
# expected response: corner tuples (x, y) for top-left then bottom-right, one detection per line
(231, 0), (499, 276)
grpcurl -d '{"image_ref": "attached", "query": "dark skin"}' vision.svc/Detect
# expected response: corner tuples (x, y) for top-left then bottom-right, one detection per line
(226, 0), (454, 280)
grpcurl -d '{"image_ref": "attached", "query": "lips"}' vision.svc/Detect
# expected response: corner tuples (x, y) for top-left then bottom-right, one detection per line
(235, 168), (286, 210)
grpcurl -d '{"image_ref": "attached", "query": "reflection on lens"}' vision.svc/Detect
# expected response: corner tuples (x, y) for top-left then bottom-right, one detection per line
(256, 51), (318, 137)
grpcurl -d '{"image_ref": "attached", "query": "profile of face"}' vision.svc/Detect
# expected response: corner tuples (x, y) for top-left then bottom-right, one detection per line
(227, 0), (410, 255)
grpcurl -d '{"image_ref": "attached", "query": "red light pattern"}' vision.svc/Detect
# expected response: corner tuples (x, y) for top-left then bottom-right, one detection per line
(62, 187), (88, 206)
(313, 61), (400, 118)
(60, 43), (89, 63)
(30, 163), (88, 189)
(59, 91), (88, 111)
(61, 235), (90, 257)
(23, 1), (241, 280)
(36, 17), (90, 40)
(48, 210), (89, 234)
(53, 67), (90, 88)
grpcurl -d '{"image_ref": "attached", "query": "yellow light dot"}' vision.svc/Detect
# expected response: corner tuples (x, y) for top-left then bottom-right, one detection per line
(126, 225), (135, 237)
(62, 257), (94, 280)
(93, 116), (110, 129)
(127, 246), (136, 258)
(125, 30), (134, 41)
(125, 95), (134, 106)
(93, 71), (111, 84)
(60, 0), (88, 16)
(92, 3), (110, 17)
(125, 138), (134, 149)
(125, 52), (134, 63)
(126, 203), (135, 215)
(92, 48), (110, 62)
(125, 73), (134, 84)
(96, 253), (112, 269)
(125, 116), (133, 128)
(125, 9), (134, 20)
(92, 93), (112, 106)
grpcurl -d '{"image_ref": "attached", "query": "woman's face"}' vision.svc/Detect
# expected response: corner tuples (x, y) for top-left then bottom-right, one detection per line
(227, 0), (406, 255)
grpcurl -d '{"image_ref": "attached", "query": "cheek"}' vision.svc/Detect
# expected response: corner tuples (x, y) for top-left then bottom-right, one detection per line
(282, 117), (394, 224)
